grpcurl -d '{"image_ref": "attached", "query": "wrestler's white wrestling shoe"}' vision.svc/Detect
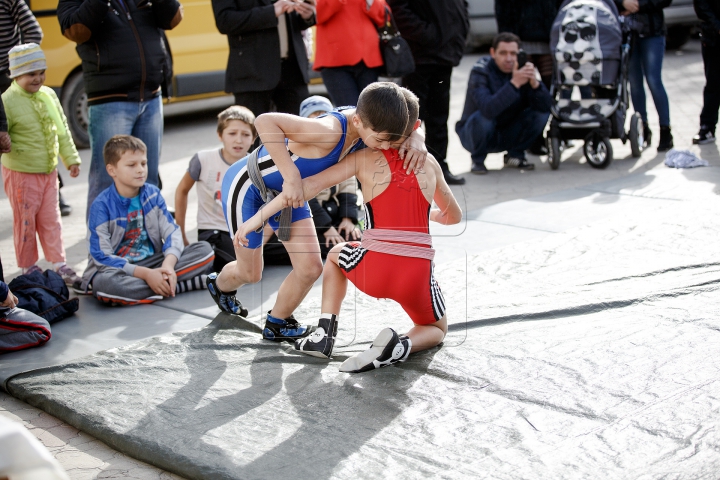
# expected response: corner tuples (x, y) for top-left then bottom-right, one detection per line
(339, 328), (412, 373)
(294, 314), (337, 358)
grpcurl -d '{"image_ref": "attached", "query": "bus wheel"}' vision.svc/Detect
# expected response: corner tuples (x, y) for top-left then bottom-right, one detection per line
(61, 72), (90, 149)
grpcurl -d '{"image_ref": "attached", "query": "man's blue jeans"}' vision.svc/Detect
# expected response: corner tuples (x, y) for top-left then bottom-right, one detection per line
(87, 96), (163, 213)
(456, 109), (549, 167)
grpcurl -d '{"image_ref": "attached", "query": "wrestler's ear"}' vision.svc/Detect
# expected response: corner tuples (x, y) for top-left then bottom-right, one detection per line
(412, 119), (421, 131)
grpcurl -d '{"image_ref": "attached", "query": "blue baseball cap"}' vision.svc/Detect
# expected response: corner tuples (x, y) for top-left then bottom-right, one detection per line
(299, 95), (334, 118)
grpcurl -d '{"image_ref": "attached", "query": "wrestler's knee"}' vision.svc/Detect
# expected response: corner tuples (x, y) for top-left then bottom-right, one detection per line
(294, 258), (323, 283)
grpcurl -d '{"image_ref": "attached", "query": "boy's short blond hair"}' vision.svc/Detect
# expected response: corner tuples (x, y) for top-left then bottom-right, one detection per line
(218, 105), (256, 137)
(103, 135), (147, 166)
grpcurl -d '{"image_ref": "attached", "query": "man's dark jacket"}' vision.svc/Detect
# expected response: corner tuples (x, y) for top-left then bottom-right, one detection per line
(456, 56), (552, 131)
(613, 0), (671, 37)
(387, 0), (468, 66)
(212, 0), (314, 94)
(58, 0), (182, 105)
(495, 0), (562, 43)
(694, 0), (720, 45)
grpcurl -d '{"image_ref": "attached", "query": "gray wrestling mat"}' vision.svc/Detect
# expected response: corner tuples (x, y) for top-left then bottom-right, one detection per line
(4, 168), (720, 479)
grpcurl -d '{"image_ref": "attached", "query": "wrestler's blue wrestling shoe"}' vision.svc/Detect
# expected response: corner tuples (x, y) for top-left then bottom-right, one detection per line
(263, 311), (317, 343)
(294, 314), (337, 358)
(207, 273), (249, 317)
(339, 328), (411, 373)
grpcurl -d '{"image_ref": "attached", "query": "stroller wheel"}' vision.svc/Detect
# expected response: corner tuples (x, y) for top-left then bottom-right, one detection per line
(584, 136), (613, 169)
(548, 137), (561, 170)
(629, 113), (644, 158)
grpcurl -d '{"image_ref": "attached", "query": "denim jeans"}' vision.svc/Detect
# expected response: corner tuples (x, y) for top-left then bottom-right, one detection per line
(456, 109), (549, 167)
(320, 62), (380, 107)
(629, 35), (670, 127)
(87, 96), (163, 214)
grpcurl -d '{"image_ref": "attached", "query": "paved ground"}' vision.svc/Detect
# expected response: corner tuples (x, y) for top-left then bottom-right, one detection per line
(1, 39), (718, 478)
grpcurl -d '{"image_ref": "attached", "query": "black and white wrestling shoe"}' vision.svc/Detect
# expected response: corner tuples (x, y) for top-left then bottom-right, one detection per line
(294, 314), (337, 358)
(339, 328), (412, 373)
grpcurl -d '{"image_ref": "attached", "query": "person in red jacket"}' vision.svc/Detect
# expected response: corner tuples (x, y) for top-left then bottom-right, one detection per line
(314, 0), (387, 107)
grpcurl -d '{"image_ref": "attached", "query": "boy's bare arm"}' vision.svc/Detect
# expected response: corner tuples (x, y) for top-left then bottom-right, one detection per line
(174, 173), (196, 246)
(429, 157), (462, 225)
(255, 113), (344, 209)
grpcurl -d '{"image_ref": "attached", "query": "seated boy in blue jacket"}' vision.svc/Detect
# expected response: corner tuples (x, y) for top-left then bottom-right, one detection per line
(79, 135), (214, 306)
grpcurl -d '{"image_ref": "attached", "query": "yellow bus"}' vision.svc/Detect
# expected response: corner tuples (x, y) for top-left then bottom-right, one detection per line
(29, 0), (230, 147)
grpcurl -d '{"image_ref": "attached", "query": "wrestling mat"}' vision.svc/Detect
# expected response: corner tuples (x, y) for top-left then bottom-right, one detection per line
(6, 174), (720, 479)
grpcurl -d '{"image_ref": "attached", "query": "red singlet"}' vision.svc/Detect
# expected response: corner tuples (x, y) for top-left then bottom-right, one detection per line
(337, 149), (446, 325)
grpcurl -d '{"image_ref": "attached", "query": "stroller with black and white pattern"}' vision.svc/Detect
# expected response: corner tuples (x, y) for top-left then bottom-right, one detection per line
(547, 0), (643, 169)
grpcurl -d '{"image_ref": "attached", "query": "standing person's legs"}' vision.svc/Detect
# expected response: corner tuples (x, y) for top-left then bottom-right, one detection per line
(640, 35), (670, 128)
(628, 37), (649, 125)
(87, 101), (140, 213)
(699, 41), (720, 134)
(272, 57), (309, 115)
(321, 62), (380, 107)
(34, 170), (66, 265)
(234, 91), (274, 117)
(2, 168), (41, 269)
(131, 95), (163, 189)
(404, 65), (464, 182)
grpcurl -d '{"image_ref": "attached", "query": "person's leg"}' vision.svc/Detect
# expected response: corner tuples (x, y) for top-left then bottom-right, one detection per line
(456, 111), (496, 169)
(420, 66), (453, 163)
(34, 171), (66, 265)
(353, 62), (381, 97)
(198, 229), (236, 271)
(321, 66), (362, 108)
(269, 218), (323, 319)
(234, 91), (273, 117)
(641, 35), (670, 127)
(502, 110), (549, 158)
(2, 168), (40, 269)
(404, 316), (448, 353)
(174, 240), (215, 280)
(91, 268), (162, 306)
(87, 101), (137, 214)
(698, 41), (720, 136)
(273, 58), (309, 115)
(131, 96), (163, 188)
(628, 37), (648, 125)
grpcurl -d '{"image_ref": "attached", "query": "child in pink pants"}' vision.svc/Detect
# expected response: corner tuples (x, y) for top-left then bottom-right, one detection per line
(1, 43), (82, 286)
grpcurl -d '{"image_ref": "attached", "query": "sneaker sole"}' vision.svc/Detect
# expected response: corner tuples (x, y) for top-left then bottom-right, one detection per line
(693, 138), (716, 145)
(339, 328), (397, 373)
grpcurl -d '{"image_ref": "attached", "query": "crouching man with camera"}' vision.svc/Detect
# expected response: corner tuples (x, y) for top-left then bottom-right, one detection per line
(455, 32), (552, 174)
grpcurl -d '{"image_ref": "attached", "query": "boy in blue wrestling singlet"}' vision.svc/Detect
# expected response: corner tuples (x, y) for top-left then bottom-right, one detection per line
(207, 82), (428, 342)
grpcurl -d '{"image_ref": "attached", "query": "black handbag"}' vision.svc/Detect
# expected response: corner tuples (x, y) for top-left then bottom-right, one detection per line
(378, 6), (415, 78)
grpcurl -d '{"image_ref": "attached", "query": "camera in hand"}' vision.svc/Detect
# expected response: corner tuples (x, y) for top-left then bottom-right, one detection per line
(517, 50), (527, 69)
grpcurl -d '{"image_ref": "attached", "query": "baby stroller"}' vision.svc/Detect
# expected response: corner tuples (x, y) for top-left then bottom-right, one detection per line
(547, 0), (643, 169)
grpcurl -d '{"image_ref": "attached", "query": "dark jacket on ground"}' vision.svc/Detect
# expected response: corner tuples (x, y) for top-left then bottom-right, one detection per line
(212, 0), (314, 94)
(387, 0), (469, 66)
(614, 0), (671, 37)
(58, 0), (182, 105)
(495, 0), (562, 43)
(457, 56), (552, 130)
(694, 0), (720, 45)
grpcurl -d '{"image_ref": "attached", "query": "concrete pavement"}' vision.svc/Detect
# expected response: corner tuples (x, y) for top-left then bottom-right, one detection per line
(1, 39), (718, 478)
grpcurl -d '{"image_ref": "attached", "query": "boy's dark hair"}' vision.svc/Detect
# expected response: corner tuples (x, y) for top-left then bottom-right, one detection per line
(103, 135), (147, 166)
(492, 32), (522, 50)
(356, 82), (409, 142)
(399, 87), (420, 137)
(217, 105), (256, 137)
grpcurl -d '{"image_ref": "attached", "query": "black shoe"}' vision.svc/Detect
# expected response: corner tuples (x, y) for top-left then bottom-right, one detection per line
(264, 311), (316, 342)
(643, 124), (653, 148)
(471, 163), (488, 175)
(657, 126), (674, 152)
(441, 168), (466, 185)
(59, 193), (72, 217)
(294, 315), (336, 358)
(206, 272), (249, 317)
(504, 154), (535, 170)
(693, 126), (716, 145)
(339, 328), (412, 373)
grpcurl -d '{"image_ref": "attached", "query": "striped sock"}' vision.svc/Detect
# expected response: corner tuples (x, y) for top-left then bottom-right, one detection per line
(175, 274), (208, 294)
